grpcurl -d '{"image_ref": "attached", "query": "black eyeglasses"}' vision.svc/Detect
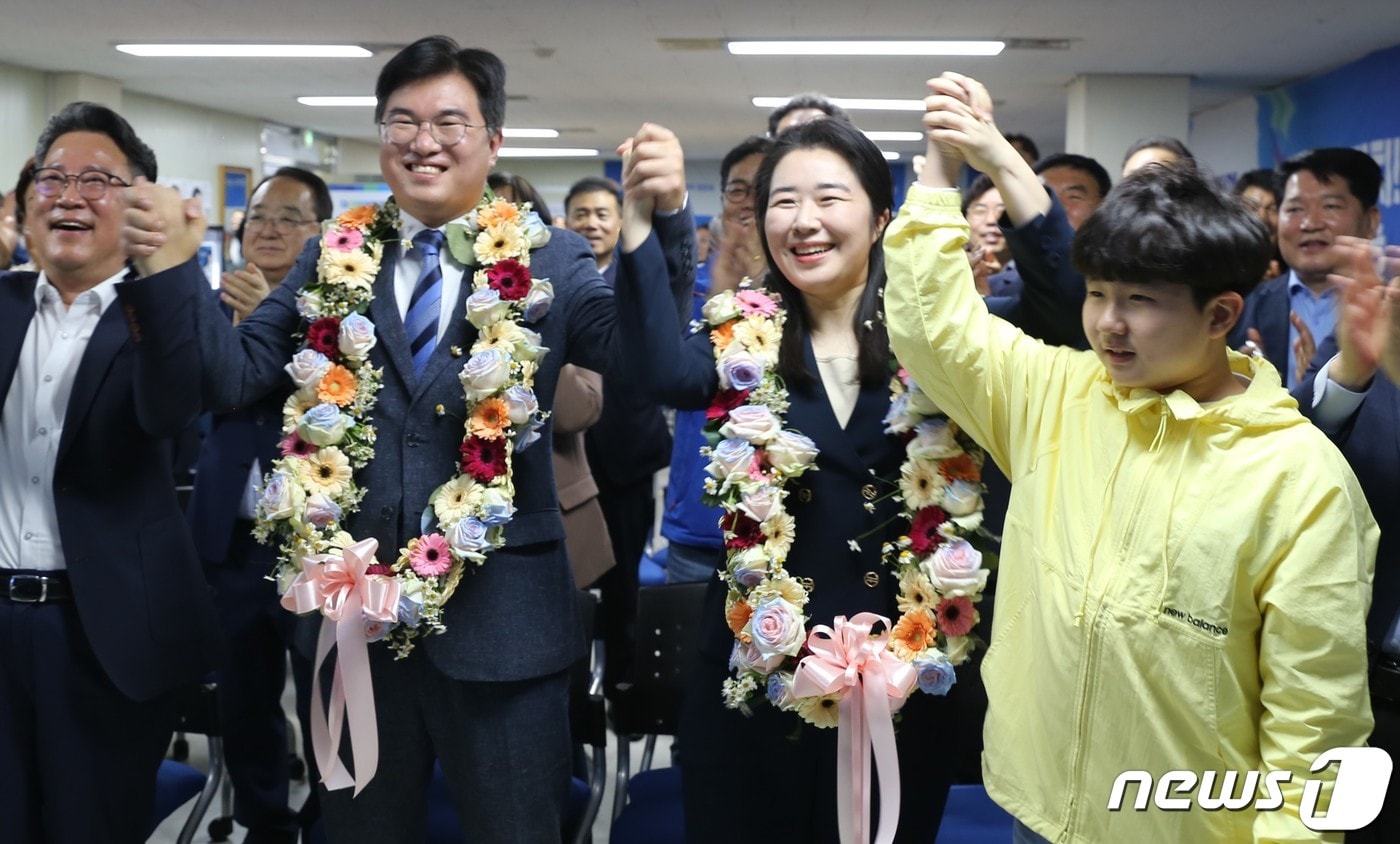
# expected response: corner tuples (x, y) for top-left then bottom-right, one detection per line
(379, 118), (486, 147)
(245, 212), (315, 234)
(723, 181), (754, 203)
(32, 167), (131, 201)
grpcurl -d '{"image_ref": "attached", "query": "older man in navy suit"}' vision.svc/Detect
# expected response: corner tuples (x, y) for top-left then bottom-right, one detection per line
(120, 36), (694, 843)
(0, 102), (216, 843)
(1292, 237), (1400, 841)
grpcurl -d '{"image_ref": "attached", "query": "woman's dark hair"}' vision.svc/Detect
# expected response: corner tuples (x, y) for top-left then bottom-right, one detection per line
(35, 102), (157, 182)
(753, 118), (893, 388)
(374, 36), (506, 131)
(1072, 161), (1272, 307)
(488, 171), (553, 221)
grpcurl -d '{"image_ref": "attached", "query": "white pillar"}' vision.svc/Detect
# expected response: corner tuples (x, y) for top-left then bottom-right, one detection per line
(50, 72), (123, 113)
(1065, 74), (1191, 183)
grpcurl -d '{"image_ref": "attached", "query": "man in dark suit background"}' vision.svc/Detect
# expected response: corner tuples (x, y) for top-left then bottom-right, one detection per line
(1229, 148), (1381, 388)
(1292, 237), (1400, 841)
(0, 102), (216, 843)
(187, 166), (331, 844)
(120, 36), (694, 843)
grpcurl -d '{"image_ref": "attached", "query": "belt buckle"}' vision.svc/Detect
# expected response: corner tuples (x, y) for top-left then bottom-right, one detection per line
(9, 574), (50, 603)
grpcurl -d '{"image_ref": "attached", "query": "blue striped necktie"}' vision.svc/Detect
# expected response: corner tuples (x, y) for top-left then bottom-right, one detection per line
(404, 228), (446, 378)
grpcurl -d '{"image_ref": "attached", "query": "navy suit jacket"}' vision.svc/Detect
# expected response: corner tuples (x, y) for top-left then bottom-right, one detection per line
(1293, 335), (1400, 648)
(987, 191), (1089, 350)
(0, 270), (218, 701)
(1229, 273), (1291, 377)
(185, 296), (286, 565)
(125, 210), (694, 683)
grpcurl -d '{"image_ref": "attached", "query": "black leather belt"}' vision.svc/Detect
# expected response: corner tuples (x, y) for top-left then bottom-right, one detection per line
(1372, 655), (1400, 706)
(0, 572), (72, 603)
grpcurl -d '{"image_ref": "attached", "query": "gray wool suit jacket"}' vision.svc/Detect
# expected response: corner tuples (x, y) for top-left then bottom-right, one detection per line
(125, 210), (694, 683)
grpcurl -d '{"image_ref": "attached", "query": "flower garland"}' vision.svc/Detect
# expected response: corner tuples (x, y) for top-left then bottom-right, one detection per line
(256, 196), (554, 657)
(700, 286), (994, 725)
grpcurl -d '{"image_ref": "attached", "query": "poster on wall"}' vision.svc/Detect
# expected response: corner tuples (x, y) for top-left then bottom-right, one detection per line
(198, 226), (224, 289)
(220, 165), (252, 229)
(161, 177), (216, 223)
(1257, 43), (1400, 245)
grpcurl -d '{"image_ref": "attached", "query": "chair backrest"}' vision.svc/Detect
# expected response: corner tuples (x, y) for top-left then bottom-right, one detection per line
(611, 582), (707, 736)
(569, 589), (606, 748)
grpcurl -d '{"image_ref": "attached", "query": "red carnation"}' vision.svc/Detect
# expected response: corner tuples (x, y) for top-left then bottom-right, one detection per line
(721, 511), (764, 550)
(487, 258), (532, 301)
(306, 317), (342, 356)
(366, 564), (395, 577)
(908, 506), (948, 557)
(705, 388), (752, 422)
(460, 435), (508, 482)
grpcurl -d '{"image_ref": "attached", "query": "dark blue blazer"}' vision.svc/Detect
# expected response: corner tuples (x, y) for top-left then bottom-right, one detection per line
(0, 270), (218, 701)
(987, 191), (1089, 350)
(124, 211), (694, 683)
(185, 296), (286, 565)
(1293, 335), (1400, 648)
(1229, 273), (1291, 377)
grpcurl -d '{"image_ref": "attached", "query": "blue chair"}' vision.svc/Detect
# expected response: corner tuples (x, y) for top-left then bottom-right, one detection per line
(608, 582), (707, 844)
(149, 682), (226, 843)
(934, 784), (1015, 843)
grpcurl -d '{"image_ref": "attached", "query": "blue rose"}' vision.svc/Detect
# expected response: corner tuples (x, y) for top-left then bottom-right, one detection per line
(479, 489), (516, 526)
(298, 403), (351, 446)
(915, 653), (957, 696)
(719, 352), (763, 392)
(397, 594), (423, 627)
(450, 517), (493, 560)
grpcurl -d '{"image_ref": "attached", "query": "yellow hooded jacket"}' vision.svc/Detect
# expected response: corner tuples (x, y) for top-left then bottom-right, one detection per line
(885, 185), (1377, 843)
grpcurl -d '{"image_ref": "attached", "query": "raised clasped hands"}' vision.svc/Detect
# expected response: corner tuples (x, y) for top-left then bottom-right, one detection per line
(618, 123), (685, 252)
(120, 178), (207, 277)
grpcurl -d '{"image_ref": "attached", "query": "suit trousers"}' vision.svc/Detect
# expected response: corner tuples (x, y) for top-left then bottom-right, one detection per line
(0, 595), (180, 844)
(596, 476), (655, 693)
(209, 526), (317, 841)
(317, 644), (571, 844)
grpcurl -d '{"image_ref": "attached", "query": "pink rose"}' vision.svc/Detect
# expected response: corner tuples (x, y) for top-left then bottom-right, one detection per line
(919, 538), (988, 596)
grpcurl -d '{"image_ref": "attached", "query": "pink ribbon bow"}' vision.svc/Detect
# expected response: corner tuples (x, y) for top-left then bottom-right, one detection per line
(792, 613), (918, 844)
(280, 538), (401, 795)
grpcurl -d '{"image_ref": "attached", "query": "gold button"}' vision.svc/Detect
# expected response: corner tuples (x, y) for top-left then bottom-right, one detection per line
(860, 484), (877, 501)
(797, 488), (813, 503)
(863, 571), (880, 588)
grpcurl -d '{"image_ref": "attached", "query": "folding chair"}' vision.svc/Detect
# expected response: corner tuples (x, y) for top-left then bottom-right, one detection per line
(608, 582), (707, 844)
(150, 681), (227, 844)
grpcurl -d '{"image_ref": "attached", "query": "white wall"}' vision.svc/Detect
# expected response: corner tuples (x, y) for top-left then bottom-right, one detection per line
(0, 61), (49, 179)
(1190, 96), (1261, 182)
(122, 92), (262, 185)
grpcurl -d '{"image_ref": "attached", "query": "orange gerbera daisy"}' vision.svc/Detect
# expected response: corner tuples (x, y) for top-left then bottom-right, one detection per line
(477, 199), (522, 229)
(889, 610), (937, 660)
(469, 397), (511, 440)
(727, 599), (753, 640)
(316, 365), (358, 407)
(711, 321), (736, 353)
(336, 205), (377, 228)
(940, 454), (982, 483)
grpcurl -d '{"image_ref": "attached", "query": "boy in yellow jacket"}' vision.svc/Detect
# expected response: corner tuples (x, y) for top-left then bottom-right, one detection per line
(885, 72), (1378, 844)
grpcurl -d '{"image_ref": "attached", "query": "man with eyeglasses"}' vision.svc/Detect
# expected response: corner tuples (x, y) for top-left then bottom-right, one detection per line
(0, 101), (218, 843)
(119, 36), (695, 843)
(186, 165), (331, 844)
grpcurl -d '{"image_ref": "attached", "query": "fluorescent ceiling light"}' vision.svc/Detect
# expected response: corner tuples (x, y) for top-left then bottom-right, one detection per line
(298, 96), (377, 107)
(753, 96), (925, 112)
(497, 148), (598, 159)
(502, 128), (560, 139)
(864, 130), (924, 142)
(881, 150), (900, 161)
(729, 40), (1004, 57)
(117, 44), (372, 58)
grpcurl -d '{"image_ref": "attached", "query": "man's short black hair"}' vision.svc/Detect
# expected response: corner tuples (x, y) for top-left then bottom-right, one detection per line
(1072, 161), (1272, 307)
(962, 173), (997, 214)
(1278, 148), (1383, 209)
(1005, 132), (1040, 162)
(1232, 168), (1278, 200)
(374, 36), (506, 131)
(1122, 136), (1194, 168)
(1034, 153), (1112, 201)
(35, 101), (157, 182)
(721, 135), (774, 186)
(251, 166), (333, 221)
(563, 177), (621, 214)
(767, 93), (850, 137)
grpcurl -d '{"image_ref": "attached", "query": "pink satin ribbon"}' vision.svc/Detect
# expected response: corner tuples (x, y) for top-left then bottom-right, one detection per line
(793, 613), (917, 844)
(280, 538), (401, 795)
